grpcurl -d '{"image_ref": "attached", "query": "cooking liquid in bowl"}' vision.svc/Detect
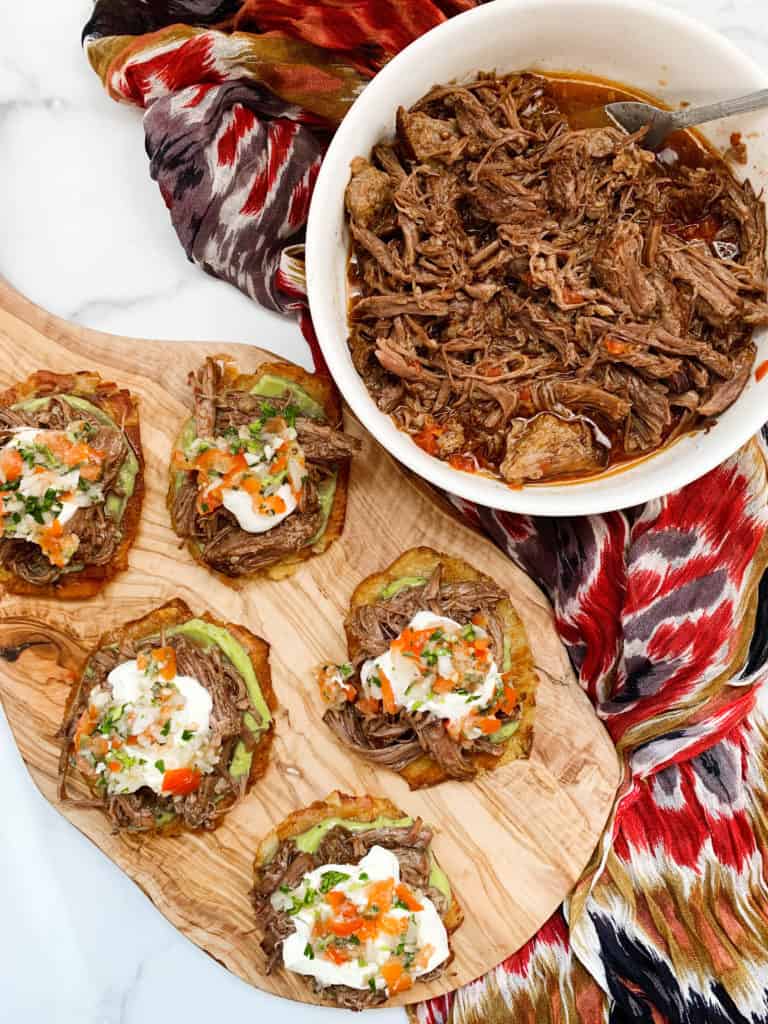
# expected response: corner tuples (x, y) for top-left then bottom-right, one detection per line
(346, 72), (767, 488)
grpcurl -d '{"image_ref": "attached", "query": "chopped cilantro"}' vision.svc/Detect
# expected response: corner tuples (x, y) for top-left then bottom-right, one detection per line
(368, 978), (377, 992)
(154, 760), (165, 772)
(284, 404), (299, 429)
(97, 704), (125, 734)
(260, 401), (277, 420)
(347, 935), (361, 946)
(181, 729), (194, 741)
(303, 943), (315, 961)
(320, 870), (350, 893)
(339, 663), (353, 679)
(359, 871), (369, 881)
(429, 630), (444, 641)
(279, 884), (291, 894)
(394, 898), (410, 911)
(77, 476), (91, 492)
(461, 623), (476, 641)
(161, 720), (171, 737)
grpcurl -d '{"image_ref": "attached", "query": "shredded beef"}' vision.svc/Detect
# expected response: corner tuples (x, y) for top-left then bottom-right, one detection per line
(253, 821), (445, 1007)
(0, 396), (133, 583)
(346, 72), (768, 483)
(62, 633), (265, 832)
(172, 360), (360, 577)
(324, 567), (511, 778)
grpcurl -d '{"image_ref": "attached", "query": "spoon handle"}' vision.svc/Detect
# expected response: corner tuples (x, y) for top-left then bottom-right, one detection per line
(671, 89), (768, 131)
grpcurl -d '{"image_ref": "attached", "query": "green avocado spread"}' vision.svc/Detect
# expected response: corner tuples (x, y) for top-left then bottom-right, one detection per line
(11, 393), (139, 522)
(250, 373), (325, 420)
(177, 375), (336, 549)
(379, 576), (428, 600)
(166, 619), (271, 780)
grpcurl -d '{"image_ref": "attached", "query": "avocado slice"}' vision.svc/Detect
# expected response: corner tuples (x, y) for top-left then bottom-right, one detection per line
(428, 855), (452, 899)
(166, 619), (271, 781)
(308, 472), (337, 546)
(11, 396), (50, 413)
(379, 575), (428, 600)
(250, 374), (325, 420)
(228, 741), (252, 779)
(489, 719), (520, 744)
(11, 393), (139, 522)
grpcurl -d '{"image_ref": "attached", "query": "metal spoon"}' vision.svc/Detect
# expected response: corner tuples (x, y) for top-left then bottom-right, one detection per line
(605, 88), (768, 150)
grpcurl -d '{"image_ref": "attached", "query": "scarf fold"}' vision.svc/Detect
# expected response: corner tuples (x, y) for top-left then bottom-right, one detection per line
(82, 4), (768, 1021)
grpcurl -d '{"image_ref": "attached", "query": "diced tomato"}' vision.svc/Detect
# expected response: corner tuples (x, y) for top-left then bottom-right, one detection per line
(391, 627), (430, 657)
(171, 448), (193, 470)
(448, 453), (477, 473)
(162, 767), (202, 795)
(126, 735), (139, 746)
(432, 676), (455, 694)
(355, 696), (381, 715)
(324, 890), (347, 911)
(196, 485), (223, 515)
(395, 883), (423, 913)
(413, 421), (444, 456)
(379, 915), (409, 936)
(477, 716), (502, 735)
(39, 518), (73, 568)
(471, 613), (488, 628)
(152, 646), (177, 681)
(381, 958), (412, 994)
(107, 760), (121, 772)
(92, 737), (110, 757)
(497, 683), (518, 716)
(366, 878), (394, 915)
(260, 493), (286, 515)
(0, 446), (23, 482)
(561, 286), (585, 305)
(604, 337), (627, 355)
(324, 946), (350, 965)
(220, 452), (248, 487)
(327, 916), (364, 937)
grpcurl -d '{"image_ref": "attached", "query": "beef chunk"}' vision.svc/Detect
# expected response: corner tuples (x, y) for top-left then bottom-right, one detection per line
(500, 414), (606, 483)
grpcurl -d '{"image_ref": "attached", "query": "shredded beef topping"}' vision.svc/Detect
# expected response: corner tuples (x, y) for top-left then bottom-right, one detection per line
(323, 566), (511, 778)
(0, 396), (133, 584)
(346, 72), (768, 483)
(253, 821), (447, 1008)
(171, 359), (360, 576)
(61, 632), (263, 831)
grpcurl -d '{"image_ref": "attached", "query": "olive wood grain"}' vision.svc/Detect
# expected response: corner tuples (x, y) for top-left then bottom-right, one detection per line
(0, 280), (619, 1007)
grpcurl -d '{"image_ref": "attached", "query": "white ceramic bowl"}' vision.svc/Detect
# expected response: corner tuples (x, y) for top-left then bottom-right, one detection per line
(306, 0), (768, 515)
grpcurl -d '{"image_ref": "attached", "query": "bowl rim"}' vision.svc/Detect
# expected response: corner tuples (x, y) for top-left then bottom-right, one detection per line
(306, 0), (768, 515)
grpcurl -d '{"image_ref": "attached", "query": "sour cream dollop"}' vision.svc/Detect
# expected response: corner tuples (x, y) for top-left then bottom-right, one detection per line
(360, 611), (503, 728)
(75, 647), (217, 796)
(274, 845), (449, 993)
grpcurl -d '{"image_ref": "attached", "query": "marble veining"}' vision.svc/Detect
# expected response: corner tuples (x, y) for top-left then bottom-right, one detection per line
(2, 1), (768, 1021)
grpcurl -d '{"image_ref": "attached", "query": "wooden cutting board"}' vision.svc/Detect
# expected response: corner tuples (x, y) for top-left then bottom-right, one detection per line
(0, 280), (619, 1007)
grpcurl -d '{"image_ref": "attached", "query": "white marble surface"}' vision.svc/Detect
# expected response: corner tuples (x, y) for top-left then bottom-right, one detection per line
(1, 1), (767, 1021)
